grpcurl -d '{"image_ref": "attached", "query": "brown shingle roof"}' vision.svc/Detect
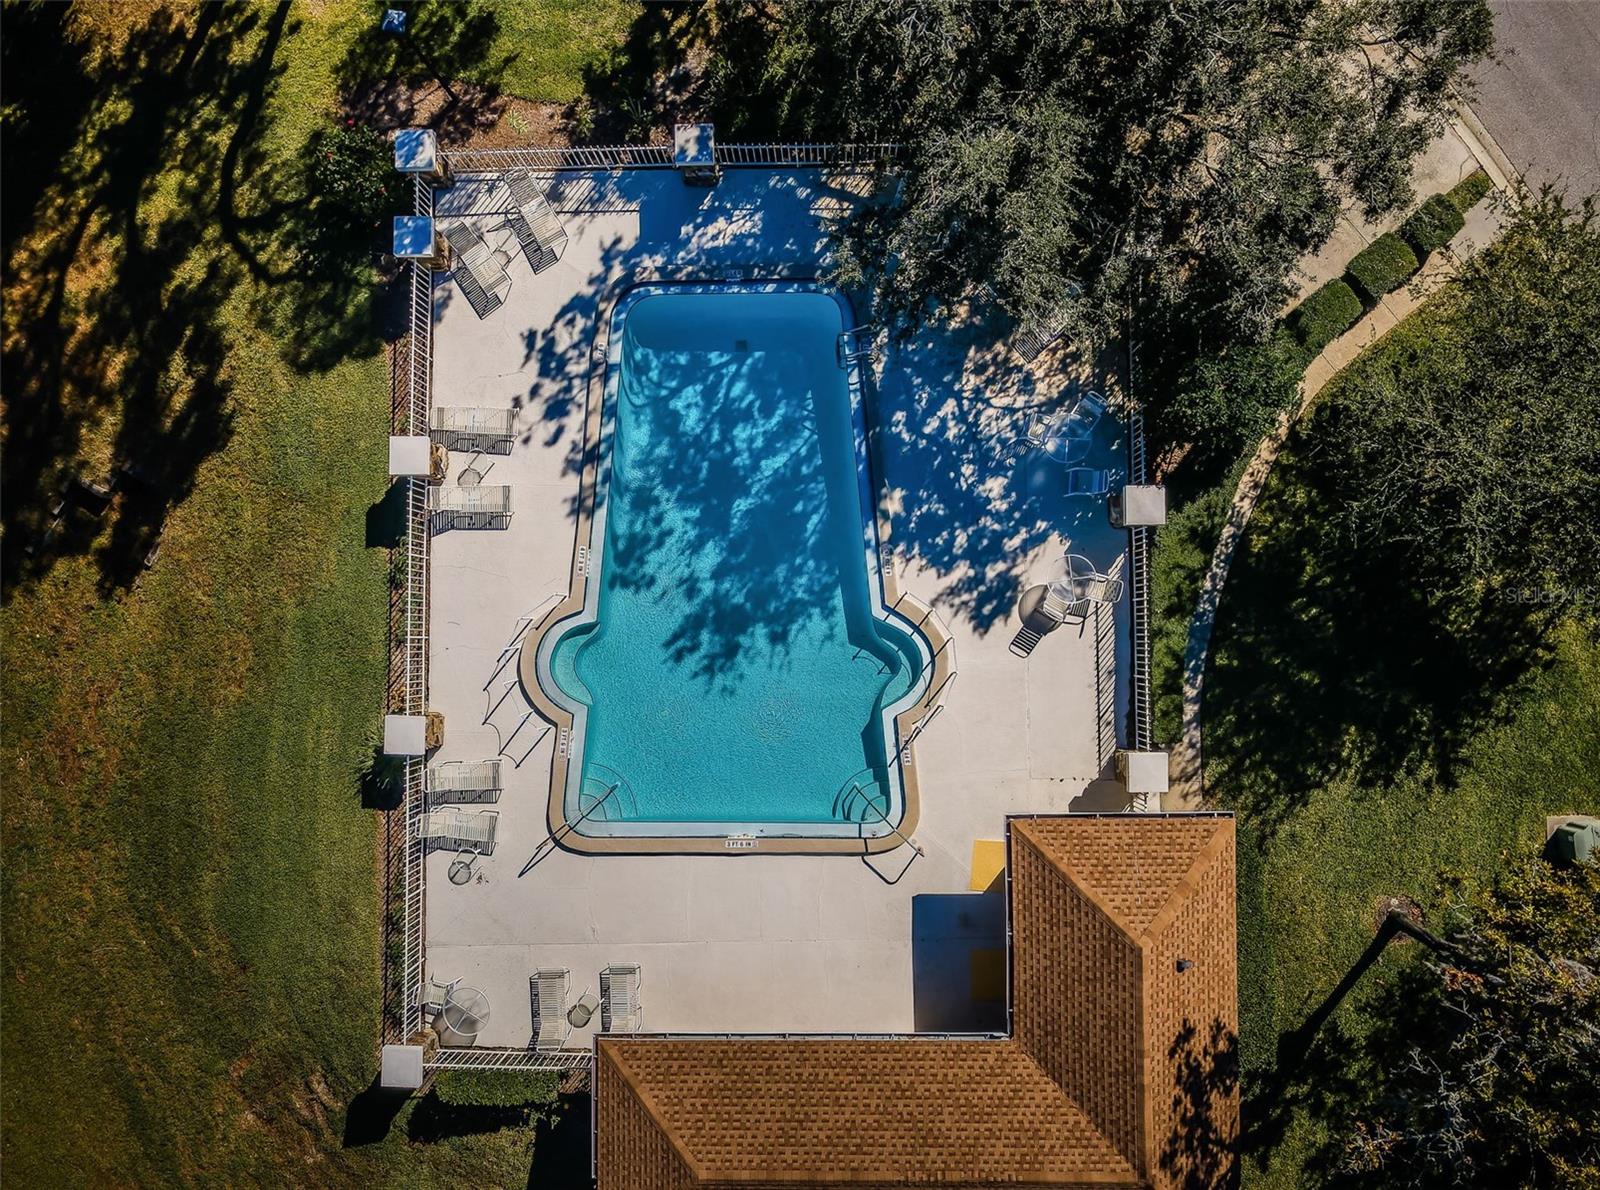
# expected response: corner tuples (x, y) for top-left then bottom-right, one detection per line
(598, 1037), (1139, 1187)
(595, 814), (1239, 1190)
(1010, 816), (1230, 937)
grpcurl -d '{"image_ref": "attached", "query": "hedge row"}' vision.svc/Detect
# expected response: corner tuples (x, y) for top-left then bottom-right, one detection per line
(1345, 232), (1421, 305)
(1448, 168), (1494, 213)
(1401, 193), (1465, 256)
(1288, 278), (1364, 352)
(432, 1068), (562, 1109)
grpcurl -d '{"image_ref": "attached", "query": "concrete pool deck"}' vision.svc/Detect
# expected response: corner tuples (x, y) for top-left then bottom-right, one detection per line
(422, 167), (1133, 1050)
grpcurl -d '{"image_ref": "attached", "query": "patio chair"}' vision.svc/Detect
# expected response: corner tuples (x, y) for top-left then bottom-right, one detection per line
(1064, 467), (1111, 496)
(999, 411), (1054, 462)
(531, 968), (571, 1050)
(427, 484), (513, 530)
(427, 759), (504, 804)
(600, 964), (643, 1033)
(1059, 391), (1106, 439)
(421, 976), (459, 1018)
(415, 808), (498, 853)
(503, 168), (568, 272)
(428, 405), (516, 453)
(438, 219), (513, 318)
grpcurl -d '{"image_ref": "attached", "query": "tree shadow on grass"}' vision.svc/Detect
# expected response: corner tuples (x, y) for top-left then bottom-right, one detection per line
(1202, 412), (1562, 839)
(1, 2), (400, 600)
(334, 0), (513, 143)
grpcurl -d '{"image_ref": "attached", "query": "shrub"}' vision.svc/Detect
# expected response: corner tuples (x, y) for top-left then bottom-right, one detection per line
(1344, 232), (1420, 305)
(432, 1069), (562, 1110)
(1165, 329), (1307, 458)
(1287, 279), (1363, 353)
(1400, 192), (1465, 256)
(309, 121), (405, 230)
(1447, 168), (1494, 213)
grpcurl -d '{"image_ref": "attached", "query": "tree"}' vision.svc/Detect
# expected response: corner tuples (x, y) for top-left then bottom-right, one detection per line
(1319, 192), (1600, 607)
(1342, 856), (1600, 1189)
(695, 0), (1492, 349)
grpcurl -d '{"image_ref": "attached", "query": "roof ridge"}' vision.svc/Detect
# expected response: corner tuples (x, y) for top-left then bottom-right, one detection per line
(597, 1039), (709, 1181)
(1010, 1046), (1142, 1184)
(1012, 819), (1140, 943)
(1136, 818), (1233, 945)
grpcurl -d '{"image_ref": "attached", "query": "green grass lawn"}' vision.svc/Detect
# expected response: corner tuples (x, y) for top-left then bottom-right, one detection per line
(1, 2), (634, 1183)
(1202, 303), (1600, 1187)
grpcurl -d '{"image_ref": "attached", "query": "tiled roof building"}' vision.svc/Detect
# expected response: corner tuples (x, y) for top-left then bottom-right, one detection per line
(596, 814), (1239, 1188)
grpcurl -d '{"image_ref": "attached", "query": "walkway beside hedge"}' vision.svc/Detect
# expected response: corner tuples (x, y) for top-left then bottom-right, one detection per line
(1168, 200), (1505, 808)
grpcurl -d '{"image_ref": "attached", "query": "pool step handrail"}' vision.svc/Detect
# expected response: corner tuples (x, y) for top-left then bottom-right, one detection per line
(519, 781), (621, 876)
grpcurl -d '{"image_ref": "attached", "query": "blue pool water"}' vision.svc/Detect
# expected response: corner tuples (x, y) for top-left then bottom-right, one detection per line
(543, 286), (929, 831)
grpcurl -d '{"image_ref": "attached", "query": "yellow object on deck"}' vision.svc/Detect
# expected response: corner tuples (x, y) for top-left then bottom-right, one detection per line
(969, 839), (1006, 891)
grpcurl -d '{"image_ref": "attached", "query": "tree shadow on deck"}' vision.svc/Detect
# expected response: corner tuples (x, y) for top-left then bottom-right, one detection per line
(460, 170), (1124, 687)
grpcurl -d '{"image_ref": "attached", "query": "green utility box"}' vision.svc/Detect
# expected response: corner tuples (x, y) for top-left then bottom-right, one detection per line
(1549, 819), (1597, 867)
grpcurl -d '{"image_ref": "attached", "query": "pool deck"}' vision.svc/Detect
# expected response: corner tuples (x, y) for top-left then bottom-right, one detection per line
(423, 167), (1133, 1050)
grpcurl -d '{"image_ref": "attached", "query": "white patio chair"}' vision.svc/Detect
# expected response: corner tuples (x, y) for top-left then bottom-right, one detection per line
(428, 405), (516, 452)
(1059, 391), (1106, 439)
(421, 976), (459, 1018)
(531, 968), (571, 1050)
(600, 964), (643, 1033)
(503, 168), (568, 271)
(438, 219), (512, 318)
(427, 485), (512, 530)
(427, 759), (503, 794)
(415, 808), (498, 853)
(1064, 467), (1111, 496)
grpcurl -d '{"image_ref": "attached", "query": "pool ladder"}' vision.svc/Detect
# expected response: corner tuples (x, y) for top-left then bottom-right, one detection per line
(837, 325), (878, 367)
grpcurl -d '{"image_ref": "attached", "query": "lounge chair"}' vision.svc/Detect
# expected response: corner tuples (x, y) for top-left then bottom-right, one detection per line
(1064, 467), (1111, 496)
(600, 964), (642, 1033)
(438, 219), (513, 318)
(415, 808), (498, 853)
(427, 484), (513, 530)
(503, 168), (568, 272)
(427, 759), (504, 802)
(531, 968), (571, 1050)
(428, 405), (516, 453)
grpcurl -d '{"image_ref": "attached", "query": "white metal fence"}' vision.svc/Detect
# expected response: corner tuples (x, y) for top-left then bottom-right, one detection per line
(427, 1046), (594, 1074)
(443, 141), (901, 175)
(1126, 358), (1154, 753)
(399, 175), (434, 1041)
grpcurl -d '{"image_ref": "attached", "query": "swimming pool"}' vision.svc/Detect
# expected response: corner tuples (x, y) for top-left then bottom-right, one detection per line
(531, 283), (934, 848)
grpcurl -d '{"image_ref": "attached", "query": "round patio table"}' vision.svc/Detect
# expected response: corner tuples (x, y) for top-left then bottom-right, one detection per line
(1042, 412), (1092, 465)
(440, 986), (490, 1038)
(1047, 552), (1102, 602)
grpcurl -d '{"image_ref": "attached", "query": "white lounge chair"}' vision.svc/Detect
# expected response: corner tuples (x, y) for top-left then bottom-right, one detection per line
(415, 808), (498, 853)
(438, 219), (513, 318)
(428, 405), (516, 452)
(503, 168), (568, 271)
(427, 484), (512, 529)
(600, 964), (642, 1033)
(427, 759), (504, 802)
(531, 968), (571, 1050)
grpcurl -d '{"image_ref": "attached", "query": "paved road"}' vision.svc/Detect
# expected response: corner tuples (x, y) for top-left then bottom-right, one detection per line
(1470, 1), (1600, 196)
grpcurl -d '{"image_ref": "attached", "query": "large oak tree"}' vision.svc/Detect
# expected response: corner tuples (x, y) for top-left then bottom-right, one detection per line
(697, 0), (1492, 349)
